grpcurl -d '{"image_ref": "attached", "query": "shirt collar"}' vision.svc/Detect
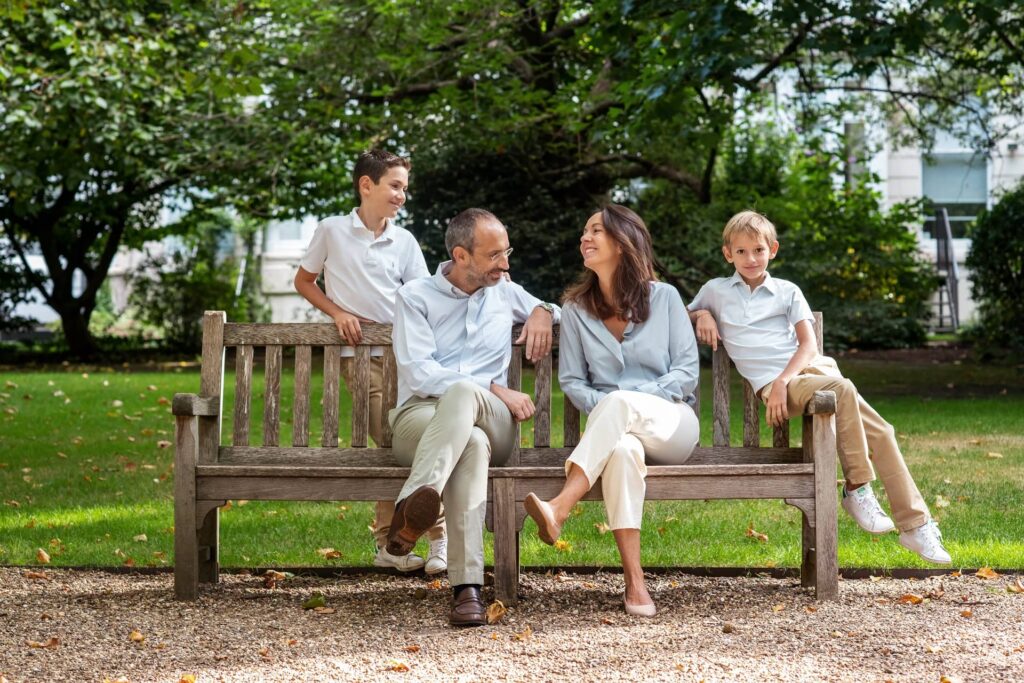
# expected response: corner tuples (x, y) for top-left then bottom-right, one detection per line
(349, 208), (394, 242)
(433, 261), (470, 298)
(729, 270), (778, 295)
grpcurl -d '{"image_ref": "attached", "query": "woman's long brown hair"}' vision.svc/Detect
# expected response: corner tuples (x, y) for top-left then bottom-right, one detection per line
(562, 204), (656, 323)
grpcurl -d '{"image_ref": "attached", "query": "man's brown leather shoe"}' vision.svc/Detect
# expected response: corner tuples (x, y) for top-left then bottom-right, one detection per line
(386, 485), (441, 556)
(449, 586), (486, 627)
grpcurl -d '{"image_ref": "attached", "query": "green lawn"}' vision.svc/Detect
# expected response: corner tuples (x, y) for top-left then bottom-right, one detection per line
(1, 354), (1022, 571)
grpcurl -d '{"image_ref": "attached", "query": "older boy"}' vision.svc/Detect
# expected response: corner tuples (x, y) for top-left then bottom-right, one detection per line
(687, 210), (950, 564)
(294, 149), (447, 574)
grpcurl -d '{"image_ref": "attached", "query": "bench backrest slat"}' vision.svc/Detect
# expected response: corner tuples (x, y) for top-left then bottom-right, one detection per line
(322, 344), (341, 447)
(292, 345), (312, 447)
(743, 381), (759, 447)
(381, 350), (398, 448)
(563, 397), (580, 448)
(263, 345), (282, 446)
(712, 345), (731, 447)
(200, 312), (227, 464)
(534, 351), (553, 448)
(233, 344), (253, 447)
(507, 346), (523, 465)
(351, 345), (371, 448)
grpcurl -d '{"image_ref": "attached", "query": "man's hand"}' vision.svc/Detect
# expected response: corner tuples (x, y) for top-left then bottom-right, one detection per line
(765, 378), (789, 427)
(491, 383), (536, 422)
(693, 310), (722, 351)
(332, 310), (370, 346)
(516, 305), (553, 362)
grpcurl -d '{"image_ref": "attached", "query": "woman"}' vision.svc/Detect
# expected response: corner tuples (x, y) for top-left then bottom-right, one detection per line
(524, 204), (700, 616)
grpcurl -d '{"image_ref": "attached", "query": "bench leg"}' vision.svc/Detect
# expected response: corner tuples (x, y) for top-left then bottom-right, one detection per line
(811, 412), (839, 600)
(784, 498), (817, 589)
(196, 502), (222, 584)
(174, 415), (199, 600)
(492, 478), (519, 606)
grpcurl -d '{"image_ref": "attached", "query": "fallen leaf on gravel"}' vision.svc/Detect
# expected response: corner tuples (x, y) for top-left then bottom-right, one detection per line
(771, 603), (785, 613)
(1007, 578), (1024, 594)
(513, 625), (533, 641)
(594, 522), (610, 534)
(940, 676), (964, 683)
(745, 524), (768, 543)
(869, 575), (883, 582)
(133, 534), (148, 543)
(403, 645), (421, 653)
(259, 646), (270, 659)
(178, 675), (196, 683)
(262, 570), (289, 588)
(486, 600), (507, 624)
(925, 644), (943, 653)
(554, 539), (572, 552)
(722, 623), (737, 633)
(301, 592), (326, 610)
(898, 593), (924, 604)
(427, 579), (443, 590)
(413, 587), (427, 600)
(129, 630), (145, 643)
(927, 586), (945, 600)
(601, 617), (615, 625)
(35, 548), (50, 564)
(385, 659), (410, 672)
(950, 570), (962, 577)
(960, 609), (973, 618)
(23, 571), (48, 580)
(985, 452), (1003, 459)
(313, 607), (336, 614)
(102, 677), (129, 683)
(26, 637), (59, 649)
(316, 547), (342, 559)
(489, 633), (498, 640)
(285, 638), (298, 646)
(805, 606), (817, 613)
(976, 567), (1000, 580)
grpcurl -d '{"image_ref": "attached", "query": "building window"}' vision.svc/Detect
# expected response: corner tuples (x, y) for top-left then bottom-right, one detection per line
(921, 152), (987, 238)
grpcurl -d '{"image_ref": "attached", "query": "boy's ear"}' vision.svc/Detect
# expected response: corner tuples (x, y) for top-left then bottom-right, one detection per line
(722, 244), (733, 263)
(768, 240), (780, 259)
(357, 174), (374, 199)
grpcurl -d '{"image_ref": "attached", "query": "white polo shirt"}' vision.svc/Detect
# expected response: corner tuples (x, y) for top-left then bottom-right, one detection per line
(688, 272), (814, 394)
(299, 209), (430, 325)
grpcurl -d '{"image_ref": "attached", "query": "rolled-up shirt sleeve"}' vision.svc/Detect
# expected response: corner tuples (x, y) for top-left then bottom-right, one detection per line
(633, 289), (700, 405)
(557, 306), (607, 414)
(393, 289), (489, 398)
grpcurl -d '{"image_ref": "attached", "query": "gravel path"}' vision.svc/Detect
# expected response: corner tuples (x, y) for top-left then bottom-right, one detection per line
(2, 567), (1022, 682)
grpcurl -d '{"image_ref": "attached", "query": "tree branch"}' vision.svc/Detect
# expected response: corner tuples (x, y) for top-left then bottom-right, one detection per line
(735, 19), (814, 90)
(586, 154), (704, 197)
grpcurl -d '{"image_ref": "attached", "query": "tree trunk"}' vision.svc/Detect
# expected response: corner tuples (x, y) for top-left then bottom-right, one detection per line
(56, 303), (98, 359)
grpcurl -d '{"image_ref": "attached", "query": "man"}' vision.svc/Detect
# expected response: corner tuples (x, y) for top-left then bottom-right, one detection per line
(387, 207), (559, 626)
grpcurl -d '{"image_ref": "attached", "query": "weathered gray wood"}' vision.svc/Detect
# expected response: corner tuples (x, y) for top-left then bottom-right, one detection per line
(773, 422), (790, 448)
(233, 345), (253, 447)
(197, 477), (407, 501)
(712, 347), (730, 446)
(492, 478), (519, 605)
(322, 345), (341, 447)
(812, 405), (839, 600)
(174, 415), (199, 600)
(507, 346), (522, 465)
(196, 502), (220, 584)
(800, 414), (816, 590)
(381, 349), (398, 448)
(351, 345), (370, 448)
(743, 380), (759, 447)
(692, 378), (701, 446)
(172, 394), (219, 417)
(515, 446), (805, 467)
(222, 322), (562, 347)
(513, 474), (814, 500)
(292, 345), (311, 447)
(263, 345), (282, 447)
(533, 351), (552, 448)
(493, 463), (814, 479)
(814, 312), (823, 354)
(219, 446), (399, 466)
(563, 396), (580, 448)
(199, 312), (226, 464)
(806, 390), (837, 415)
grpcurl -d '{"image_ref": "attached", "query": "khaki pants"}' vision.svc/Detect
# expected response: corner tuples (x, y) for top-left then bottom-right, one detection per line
(566, 391), (699, 530)
(761, 355), (930, 531)
(341, 355), (445, 548)
(389, 381), (516, 586)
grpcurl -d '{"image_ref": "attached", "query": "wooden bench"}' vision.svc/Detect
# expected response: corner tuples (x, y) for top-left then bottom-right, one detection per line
(173, 311), (838, 603)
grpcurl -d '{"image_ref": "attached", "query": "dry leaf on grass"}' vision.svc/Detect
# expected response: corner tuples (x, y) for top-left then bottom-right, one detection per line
(554, 539), (572, 552)
(976, 567), (1000, 580)
(486, 600), (507, 624)
(26, 637), (59, 649)
(935, 495), (951, 509)
(156, 440), (172, 449)
(316, 547), (342, 560)
(898, 594), (924, 605)
(35, 548), (50, 564)
(745, 524), (769, 543)
(133, 534), (148, 543)
(985, 452), (1004, 459)
(594, 522), (610, 534)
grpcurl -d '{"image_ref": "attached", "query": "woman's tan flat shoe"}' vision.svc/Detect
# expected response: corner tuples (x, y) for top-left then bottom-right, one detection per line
(524, 493), (561, 545)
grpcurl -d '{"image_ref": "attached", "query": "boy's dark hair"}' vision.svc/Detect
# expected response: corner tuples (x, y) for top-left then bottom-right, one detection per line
(445, 208), (500, 257)
(562, 204), (657, 323)
(353, 149), (410, 198)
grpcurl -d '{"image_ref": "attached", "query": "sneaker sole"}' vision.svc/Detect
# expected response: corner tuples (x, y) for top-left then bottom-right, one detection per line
(898, 538), (952, 565)
(841, 501), (895, 534)
(386, 486), (441, 556)
(373, 557), (425, 573)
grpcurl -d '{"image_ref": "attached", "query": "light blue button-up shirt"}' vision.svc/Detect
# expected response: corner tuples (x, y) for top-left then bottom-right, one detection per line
(393, 261), (561, 407)
(558, 282), (699, 414)
(687, 271), (814, 394)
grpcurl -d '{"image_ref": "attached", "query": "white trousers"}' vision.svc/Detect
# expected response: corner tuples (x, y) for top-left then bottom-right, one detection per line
(566, 390), (699, 530)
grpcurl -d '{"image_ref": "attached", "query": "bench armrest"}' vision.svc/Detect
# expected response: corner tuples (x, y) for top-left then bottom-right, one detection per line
(804, 390), (836, 416)
(172, 393), (220, 417)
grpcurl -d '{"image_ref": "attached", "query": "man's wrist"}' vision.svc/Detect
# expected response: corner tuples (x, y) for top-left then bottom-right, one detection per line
(534, 302), (555, 317)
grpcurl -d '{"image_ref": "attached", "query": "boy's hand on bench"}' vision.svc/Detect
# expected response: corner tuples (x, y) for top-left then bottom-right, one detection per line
(517, 306), (554, 361)
(691, 310), (721, 351)
(765, 379), (790, 427)
(332, 310), (371, 346)
(491, 383), (536, 422)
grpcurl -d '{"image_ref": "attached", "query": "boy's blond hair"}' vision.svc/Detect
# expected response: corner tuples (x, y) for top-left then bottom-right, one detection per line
(722, 210), (777, 246)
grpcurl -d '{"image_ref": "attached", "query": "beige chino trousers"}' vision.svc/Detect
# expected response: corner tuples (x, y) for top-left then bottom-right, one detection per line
(340, 356), (445, 547)
(760, 355), (930, 531)
(566, 390), (700, 530)
(389, 381), (516, 586)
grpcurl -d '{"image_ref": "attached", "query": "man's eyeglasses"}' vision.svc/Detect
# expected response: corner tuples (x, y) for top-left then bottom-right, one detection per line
(483, 247), (514, 263)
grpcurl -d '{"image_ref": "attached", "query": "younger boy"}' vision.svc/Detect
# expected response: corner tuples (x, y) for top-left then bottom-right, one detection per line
(294, 149), (447, 574)
(687, 210), (950, 564)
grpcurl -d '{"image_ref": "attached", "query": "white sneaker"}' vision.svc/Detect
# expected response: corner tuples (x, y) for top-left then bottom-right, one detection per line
(899, 519), (952, 565)
(425, 537), (447, 575)
(841, 484), (896, 534)
(373, 546), (425, 572)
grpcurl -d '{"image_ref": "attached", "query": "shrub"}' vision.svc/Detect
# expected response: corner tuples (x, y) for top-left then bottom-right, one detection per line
(965, 182), (1024, 354)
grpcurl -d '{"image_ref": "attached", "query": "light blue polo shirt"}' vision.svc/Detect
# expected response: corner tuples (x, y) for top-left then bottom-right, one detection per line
(688, 272), (814, 394)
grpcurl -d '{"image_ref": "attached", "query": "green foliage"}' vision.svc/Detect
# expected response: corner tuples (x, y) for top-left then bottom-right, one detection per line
(965, 181), (1024, 354)
(0, 240), (34, 333)
(128, 213), (267, 352)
